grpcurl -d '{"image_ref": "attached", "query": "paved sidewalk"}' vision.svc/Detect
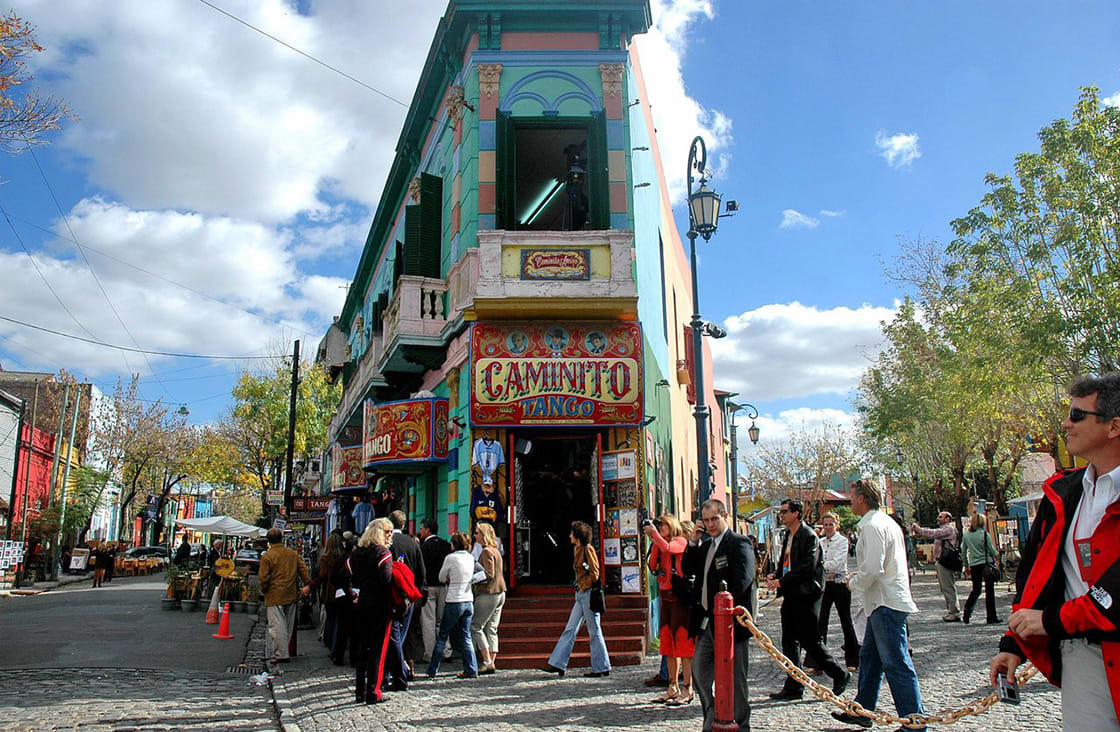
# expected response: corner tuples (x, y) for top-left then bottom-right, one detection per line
(270, 573), (1061, 731)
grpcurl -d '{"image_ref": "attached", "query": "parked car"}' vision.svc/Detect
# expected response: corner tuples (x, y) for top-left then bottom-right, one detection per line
(123, 546), (170, 559)
(234, 547), (261, 574)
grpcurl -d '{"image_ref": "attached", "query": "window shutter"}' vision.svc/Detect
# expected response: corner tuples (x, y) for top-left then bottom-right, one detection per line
(683, 324), (695, 405)
(419, 173), (442, 278)
(404, 206), (422, 276)
(496, 112), (514, 229)
(589, 111), (610, 230)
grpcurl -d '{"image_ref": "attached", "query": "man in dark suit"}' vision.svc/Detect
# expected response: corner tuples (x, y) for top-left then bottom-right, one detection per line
(683, 498), (755, 732)
(767, 498), (851, 700)
(387, 510), (426, 690)
(418, 518), (453, 662)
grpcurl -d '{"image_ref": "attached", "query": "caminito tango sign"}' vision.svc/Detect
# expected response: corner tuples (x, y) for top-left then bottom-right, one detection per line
(363, 397), (450, 469)
(470, 322), (644, 426)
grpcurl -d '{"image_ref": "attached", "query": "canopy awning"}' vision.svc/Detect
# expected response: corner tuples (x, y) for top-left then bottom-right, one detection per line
(176, 515), (266, 537)
(1008, 492), (1044, 505)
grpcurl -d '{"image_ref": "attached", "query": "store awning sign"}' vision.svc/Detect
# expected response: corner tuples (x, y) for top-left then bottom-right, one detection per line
(363, 397), (450, 469)
(470, 322), (644, 426)
(331, 443), (365, 491)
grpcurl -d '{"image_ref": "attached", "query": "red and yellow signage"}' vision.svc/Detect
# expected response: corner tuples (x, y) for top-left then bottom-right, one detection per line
(331, 444), (365, 491)
(470, 322), (644, 426)
(363, 397), (450, 469)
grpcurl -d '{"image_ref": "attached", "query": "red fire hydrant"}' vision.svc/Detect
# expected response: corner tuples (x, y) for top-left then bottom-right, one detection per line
(712, 587), (738, 731)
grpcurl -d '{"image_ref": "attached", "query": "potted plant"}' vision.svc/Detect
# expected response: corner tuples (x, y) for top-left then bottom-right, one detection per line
(162, 565), (185, 610)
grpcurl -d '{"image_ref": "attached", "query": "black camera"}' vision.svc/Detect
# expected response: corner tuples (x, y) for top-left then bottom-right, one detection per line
(641, 518), (659, 529)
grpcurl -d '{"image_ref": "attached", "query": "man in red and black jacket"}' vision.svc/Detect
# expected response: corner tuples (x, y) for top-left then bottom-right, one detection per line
(991, 372), (1120, 728)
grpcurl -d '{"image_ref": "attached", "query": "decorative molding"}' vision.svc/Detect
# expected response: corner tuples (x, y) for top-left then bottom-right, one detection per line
(478, 63), (502, 99)
(407, 177), (422, 204)
(445, 85), (466, 125)
(599, 63), (625, 98)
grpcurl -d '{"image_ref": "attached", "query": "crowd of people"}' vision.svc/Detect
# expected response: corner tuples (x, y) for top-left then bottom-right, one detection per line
(248, 371), (1119, 730)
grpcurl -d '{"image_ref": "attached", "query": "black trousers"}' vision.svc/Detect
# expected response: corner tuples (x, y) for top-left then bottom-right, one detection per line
(780, 597), (845, 693)
(818, 581), (861, 667)
(693, 625), (751, 731)
(964, 564), (998, 622)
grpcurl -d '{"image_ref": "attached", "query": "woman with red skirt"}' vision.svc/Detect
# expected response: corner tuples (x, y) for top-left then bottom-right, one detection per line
(644, 514), (694, 705)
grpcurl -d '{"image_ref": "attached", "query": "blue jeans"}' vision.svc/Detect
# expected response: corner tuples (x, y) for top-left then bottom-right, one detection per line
(427, 601), (477, 677)
(547, 589), (611, 673)
(387, 604), (414, 686)
(855, 606), (925, 728)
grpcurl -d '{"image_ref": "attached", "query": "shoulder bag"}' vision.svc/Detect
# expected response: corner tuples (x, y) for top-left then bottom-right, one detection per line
(589, 583), (606, 615)
(937, 534), (964, 572)
(982, 534), (1001, 583)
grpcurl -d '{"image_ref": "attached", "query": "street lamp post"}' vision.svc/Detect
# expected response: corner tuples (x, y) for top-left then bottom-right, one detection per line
(686, 136), (723, 512)
(727, 401), (760, 529)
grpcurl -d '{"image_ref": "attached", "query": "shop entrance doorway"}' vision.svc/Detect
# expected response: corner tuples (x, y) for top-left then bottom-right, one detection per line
(513, 434), (598, 585)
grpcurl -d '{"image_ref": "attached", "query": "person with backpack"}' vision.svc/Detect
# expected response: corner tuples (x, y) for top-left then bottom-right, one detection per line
(426, 532), (481, 679)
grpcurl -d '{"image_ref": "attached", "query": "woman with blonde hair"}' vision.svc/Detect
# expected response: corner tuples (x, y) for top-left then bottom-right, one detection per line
(643, 514), (694, 704)
(346, 517), (396, 703)
(471, 522), (507, 674)
(961, 512), (1001, 624)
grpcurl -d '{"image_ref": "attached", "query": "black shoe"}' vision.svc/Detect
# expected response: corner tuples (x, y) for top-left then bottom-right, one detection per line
(541, 664), (565, 677)
(769, 689), (803, 701)
(644, 674), (670, 687)
(833, 670), (852, 695)
(584, 670), (610, 678)
(986, 617), (1003, 624)
(831, 711), (873, 728)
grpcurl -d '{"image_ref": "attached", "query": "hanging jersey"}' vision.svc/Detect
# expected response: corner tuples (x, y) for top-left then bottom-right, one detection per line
(470, 486), (504, 524)
(472, 438), (505, 477)
(352, 502), (373, 534)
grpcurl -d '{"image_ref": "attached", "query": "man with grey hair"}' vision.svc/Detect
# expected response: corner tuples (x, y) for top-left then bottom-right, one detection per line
(990, 373), (1120, 728)
(832, 479), (925, 730)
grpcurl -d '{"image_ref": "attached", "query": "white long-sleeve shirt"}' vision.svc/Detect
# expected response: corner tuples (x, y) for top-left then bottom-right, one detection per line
(439, 550), (479, 603)
(849, 510), (918, 615)
(820, 532), (849, 583)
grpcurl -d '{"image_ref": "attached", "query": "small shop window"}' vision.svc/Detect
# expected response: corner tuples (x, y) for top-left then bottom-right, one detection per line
(497, 113), (608, 231)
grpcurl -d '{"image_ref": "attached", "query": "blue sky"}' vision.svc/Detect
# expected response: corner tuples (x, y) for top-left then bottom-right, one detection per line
(1, 0), (1117, 444)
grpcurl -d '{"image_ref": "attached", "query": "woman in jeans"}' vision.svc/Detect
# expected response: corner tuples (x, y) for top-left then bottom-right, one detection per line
(472, 522), (507, 675)
(961, 512), (1001, 624)
(643, 514), (693, 704)
(427, 532), (480, 679)
(541, 521), (612, 678)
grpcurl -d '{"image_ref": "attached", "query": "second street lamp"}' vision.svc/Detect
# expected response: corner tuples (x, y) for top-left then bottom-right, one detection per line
(686, 135), (722, 510)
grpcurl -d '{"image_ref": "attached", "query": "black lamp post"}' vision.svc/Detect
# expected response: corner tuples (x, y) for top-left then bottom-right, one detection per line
(686, 136), (722, 510)
(727, 401), (760, 528)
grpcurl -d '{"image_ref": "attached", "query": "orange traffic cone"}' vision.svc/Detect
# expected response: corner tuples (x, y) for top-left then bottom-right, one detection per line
(212, 602), (234, 639)
(205, 584), (221, 624)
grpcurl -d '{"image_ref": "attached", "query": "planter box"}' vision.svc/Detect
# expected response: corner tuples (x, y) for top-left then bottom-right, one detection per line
(230, 601), (247, 613)
(161, 598), (179, 611)
(181, 599), (199, 612)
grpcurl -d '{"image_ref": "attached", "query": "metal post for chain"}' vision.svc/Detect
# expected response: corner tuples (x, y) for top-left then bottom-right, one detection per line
(713, 588), (737, 731)
(729, 605), (1039, 728)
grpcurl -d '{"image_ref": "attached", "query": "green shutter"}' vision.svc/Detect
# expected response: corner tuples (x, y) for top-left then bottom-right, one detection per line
(404, 206), (422, 276)
(496, 111), (515, 230)
(419, 173), (442, 278)
(589, 111), (609, 230)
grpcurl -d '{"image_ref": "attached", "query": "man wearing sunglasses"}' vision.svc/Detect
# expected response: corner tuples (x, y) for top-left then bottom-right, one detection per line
(990, 373), (1120, 729)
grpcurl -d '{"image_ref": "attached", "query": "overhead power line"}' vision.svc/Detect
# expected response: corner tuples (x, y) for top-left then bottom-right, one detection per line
(0, 314), (283, 360)
(195, 0), (409, 108)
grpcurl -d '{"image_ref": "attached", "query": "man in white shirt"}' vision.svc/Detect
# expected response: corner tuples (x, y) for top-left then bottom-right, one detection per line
(819, 511), (861, 669)
(990, 373), (1120, 729)
(832, 479), (925, 730)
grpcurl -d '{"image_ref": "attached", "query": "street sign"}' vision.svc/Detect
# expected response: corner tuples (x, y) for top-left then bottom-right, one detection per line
(266, 490), (284, 506)
(272, 517), (287, 531)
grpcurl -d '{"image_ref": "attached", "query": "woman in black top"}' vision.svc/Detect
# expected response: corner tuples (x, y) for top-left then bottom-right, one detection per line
(344, 518), (395, 703)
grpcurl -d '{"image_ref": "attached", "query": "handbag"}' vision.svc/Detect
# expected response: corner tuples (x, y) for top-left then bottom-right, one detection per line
(670, 573), (695, 604)
(938, 541), (963, 572)
(982, 535), (1002, 583)
(589, 583), (606, 615)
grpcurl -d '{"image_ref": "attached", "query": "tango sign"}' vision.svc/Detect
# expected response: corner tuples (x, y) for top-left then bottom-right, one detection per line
(362, 397), (450, 469)
(470, 322), (644, 426)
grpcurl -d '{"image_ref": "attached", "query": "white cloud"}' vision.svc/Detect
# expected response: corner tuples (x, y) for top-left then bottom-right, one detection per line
(633, 0), (733, 204)
(710, 301), (896, 401)
(875, 130), (921, 168)
(0, 198), (336, 376)
(736, 408), (857, 447)
(779, 209), (820, 229)
(21, 0), (445, 223)
(1103, 91), (1120, 108)
(819, 209), (845, 217)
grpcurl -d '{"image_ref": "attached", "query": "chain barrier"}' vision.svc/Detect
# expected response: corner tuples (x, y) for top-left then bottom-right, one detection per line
(732, 606), (1038, 728)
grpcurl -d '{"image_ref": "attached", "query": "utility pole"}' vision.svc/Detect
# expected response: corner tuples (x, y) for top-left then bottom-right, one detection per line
(284, 340), (300, 517)
(17, 382), (39, 588)
(54, 389), (83, 578)
(5, 394), (26, 542)
(46, 384), (70, 578)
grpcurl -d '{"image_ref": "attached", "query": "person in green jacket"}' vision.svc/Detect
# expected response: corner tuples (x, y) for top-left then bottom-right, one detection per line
(961, 513), (1001, 624)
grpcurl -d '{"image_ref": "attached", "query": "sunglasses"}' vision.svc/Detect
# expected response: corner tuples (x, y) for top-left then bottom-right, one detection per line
(1070, 407), (1110, 423)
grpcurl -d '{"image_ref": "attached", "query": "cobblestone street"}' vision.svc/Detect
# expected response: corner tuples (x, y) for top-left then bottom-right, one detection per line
(270, 572), (1061, 731)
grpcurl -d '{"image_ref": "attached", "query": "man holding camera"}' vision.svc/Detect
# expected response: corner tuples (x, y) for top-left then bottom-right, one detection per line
(767, 499), (850, 701)
(911, 511), (961, 622)
(990, 373), (1120, 728)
